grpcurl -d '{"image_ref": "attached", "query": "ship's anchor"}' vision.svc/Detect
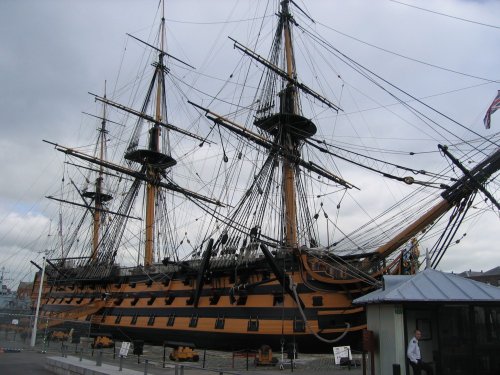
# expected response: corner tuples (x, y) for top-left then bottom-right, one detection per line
(289, 275), (350, 344)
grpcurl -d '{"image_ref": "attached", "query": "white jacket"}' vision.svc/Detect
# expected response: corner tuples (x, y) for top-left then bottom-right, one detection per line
(407, 336), (420, 364)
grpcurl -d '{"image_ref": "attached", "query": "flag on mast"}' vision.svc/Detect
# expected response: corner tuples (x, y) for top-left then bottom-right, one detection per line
(484, 90), (500, 129)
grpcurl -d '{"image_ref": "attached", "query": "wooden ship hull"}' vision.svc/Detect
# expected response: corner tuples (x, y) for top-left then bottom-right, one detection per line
(33, 257), (381, 352)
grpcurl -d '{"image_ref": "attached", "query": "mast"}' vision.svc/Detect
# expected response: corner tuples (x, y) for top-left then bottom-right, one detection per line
(144, 9), (164, 267)
(122, 1), (176, 267)
(83, 82), (113, 260)
(93, 82), (106, 258)
(281, 0), (298, 248)
(246, 0), (323, 249)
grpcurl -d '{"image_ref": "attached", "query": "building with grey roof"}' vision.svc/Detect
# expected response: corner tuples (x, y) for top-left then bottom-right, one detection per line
(458, 266), (500, 286)
(354, 268), (500, 375)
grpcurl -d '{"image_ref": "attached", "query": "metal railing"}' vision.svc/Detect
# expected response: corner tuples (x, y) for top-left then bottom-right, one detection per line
(0, 316), (364, 374)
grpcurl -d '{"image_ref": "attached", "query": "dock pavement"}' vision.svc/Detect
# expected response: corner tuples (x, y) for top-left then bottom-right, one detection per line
(0, 333), (364, 375)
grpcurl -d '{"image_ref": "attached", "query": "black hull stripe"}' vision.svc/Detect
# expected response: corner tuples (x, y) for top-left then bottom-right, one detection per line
(42, 304), (363, 319)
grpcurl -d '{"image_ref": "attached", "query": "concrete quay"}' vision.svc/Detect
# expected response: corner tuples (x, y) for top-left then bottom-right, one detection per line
(43, 353), (364, 375)
(0, 334), (365, 375)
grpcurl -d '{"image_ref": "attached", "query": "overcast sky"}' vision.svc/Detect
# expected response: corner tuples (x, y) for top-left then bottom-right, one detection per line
(0, 0), (499, 289)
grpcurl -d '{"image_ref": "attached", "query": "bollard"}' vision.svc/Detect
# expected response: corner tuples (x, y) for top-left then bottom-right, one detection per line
(175, 364), (179, 375)
(79, 348), (83, 362)
(180, 365), (184, 375)
(144, 359), (149, 375)
(119, 355), (124, 371)
(96, 350), (103, 366)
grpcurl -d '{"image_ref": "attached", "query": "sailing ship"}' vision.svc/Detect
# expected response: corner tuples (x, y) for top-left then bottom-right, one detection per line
(30, 1), (499, 353)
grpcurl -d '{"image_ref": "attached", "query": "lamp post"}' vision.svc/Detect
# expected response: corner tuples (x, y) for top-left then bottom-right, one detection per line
(30, 255), (46, 347)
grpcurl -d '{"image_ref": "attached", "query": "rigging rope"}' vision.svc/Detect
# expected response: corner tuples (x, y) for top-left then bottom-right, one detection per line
(295, 23), (500, 151)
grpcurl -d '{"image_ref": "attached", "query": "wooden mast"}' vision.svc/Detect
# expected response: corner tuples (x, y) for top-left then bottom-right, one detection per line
(79, 81), (114, 260)
(281, 0), (298, 249)
(144, 2), (166, 267)
(91, 82), (107, 260)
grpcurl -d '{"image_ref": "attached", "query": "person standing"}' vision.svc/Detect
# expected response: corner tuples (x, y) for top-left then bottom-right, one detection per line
(407, 329), (434, 375)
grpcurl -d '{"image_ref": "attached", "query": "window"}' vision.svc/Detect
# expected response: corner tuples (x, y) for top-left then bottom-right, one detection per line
(273, 294), (284, 306)
(293, 317), (305, 332)
(189, 314), (199, 328)
(147, 315), (156, 326)
(215, 314), (225, 329)
(416, 319), (432, 340)
(131, 314), (138, 325)
(165, 295), (175, 305)
(312, 296), (323, 306)
(247, 316), (259, 331)
(209, 294), (220, 305)
(237, 296), (247, 305)
(167, 314), (176, 326)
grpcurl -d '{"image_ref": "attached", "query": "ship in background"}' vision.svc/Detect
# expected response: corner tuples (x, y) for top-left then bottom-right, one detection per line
(0, 268), (16, 310)
(0, 268), (31, 311)
(0, 268), (31, 332)
(29, 0), (499, 353)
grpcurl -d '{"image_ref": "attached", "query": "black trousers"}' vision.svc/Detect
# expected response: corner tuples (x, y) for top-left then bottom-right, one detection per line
(409, 359), (434, 375)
